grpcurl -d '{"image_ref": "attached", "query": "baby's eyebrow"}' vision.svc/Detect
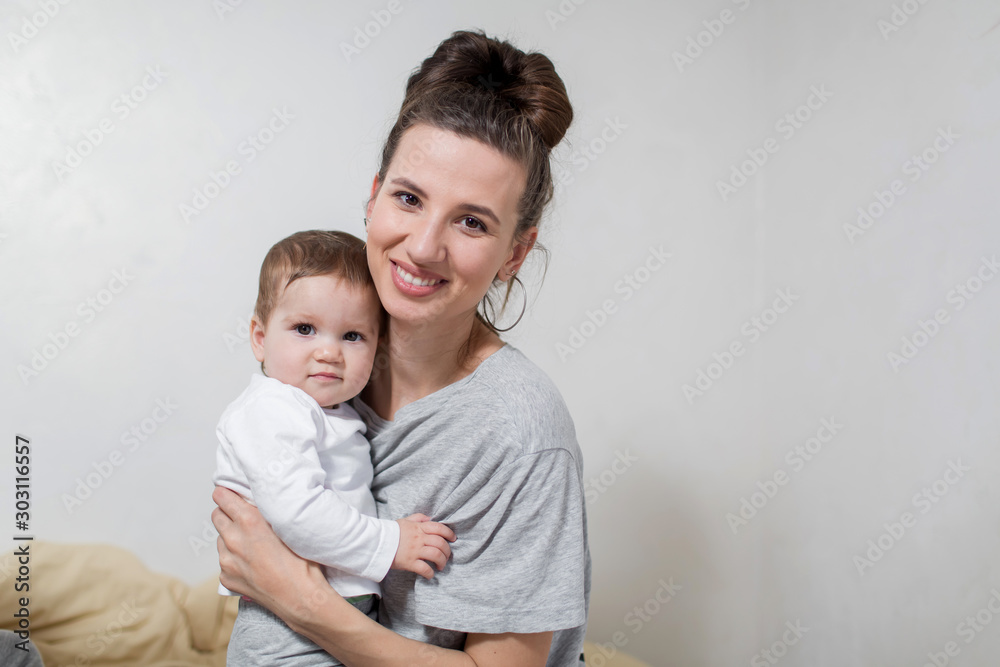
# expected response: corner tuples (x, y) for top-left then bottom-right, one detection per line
(347, 322), (378, 334)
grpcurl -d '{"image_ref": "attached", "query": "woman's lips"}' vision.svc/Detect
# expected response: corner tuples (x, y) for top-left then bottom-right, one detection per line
(390, 260), (447, 296)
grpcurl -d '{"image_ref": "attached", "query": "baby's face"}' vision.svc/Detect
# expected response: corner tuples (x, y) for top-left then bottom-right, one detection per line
(251, 274), (381, 408)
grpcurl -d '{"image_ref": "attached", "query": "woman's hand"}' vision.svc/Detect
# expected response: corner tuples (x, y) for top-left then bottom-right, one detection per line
(211, 486), (329, 617)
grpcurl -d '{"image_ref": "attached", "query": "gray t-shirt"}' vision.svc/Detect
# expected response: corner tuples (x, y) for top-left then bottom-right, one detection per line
(351, 344), (590, 667)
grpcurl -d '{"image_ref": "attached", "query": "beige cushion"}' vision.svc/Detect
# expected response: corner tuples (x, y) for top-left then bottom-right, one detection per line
(0, 541), (236, 666)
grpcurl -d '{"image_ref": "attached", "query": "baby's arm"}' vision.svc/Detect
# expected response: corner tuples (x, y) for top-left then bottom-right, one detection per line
(219, 390), (402, 581)
(218, 388), (455, 580)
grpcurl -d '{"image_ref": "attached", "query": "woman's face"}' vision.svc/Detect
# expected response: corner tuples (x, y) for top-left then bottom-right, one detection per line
(365, 124), (535, 329)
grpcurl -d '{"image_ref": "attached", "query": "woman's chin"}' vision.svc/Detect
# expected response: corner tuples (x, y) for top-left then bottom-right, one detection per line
(382, 300), (480, 336)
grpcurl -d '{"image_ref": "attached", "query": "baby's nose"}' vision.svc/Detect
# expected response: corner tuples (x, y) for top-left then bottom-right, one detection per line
(315, 341), (343, 361)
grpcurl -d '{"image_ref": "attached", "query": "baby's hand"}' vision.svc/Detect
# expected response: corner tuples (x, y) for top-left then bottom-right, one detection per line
(392, 513), (456, 580)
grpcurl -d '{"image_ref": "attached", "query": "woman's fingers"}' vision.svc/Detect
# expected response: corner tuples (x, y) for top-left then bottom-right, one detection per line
(211, 505), (233, 535)
(213, 485), (253, 522)
(211, 487), (256, 593)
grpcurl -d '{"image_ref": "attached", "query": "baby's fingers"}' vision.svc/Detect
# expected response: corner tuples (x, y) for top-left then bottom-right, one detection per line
(411, 559), (435, 580)
(421, 520), (456, 542)
(419, 546), (449, 572)
(423, 535), (452, 562)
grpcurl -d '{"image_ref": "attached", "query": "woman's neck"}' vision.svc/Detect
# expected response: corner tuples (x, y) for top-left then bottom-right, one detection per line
(363, 313), (504, 421)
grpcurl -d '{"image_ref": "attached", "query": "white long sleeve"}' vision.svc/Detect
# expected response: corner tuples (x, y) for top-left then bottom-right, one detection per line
(213, 375), (399, 597)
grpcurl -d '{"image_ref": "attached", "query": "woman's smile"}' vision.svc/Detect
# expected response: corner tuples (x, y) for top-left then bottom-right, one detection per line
(390, 259), (447, 295)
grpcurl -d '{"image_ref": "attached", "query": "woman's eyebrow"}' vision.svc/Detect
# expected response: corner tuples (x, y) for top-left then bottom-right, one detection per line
(459, 202), (500, 227)
(390, 177), (427, 199)
(389, 177), (501, 226)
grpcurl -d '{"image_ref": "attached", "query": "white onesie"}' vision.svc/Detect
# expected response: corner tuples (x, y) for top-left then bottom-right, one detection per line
(213, 373), (399, 598)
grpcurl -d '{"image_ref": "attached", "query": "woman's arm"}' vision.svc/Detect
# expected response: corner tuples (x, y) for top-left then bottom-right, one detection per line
(212, 487), (552, 667)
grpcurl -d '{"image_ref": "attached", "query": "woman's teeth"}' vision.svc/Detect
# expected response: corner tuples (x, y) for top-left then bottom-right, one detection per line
(395, 264), (442, 287)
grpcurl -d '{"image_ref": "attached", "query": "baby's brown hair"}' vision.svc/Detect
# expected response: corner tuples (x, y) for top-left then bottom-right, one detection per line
(254, 230), (383, 334)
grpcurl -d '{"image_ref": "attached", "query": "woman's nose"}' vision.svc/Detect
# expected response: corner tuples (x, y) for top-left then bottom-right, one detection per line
(406, 216), (447, 265)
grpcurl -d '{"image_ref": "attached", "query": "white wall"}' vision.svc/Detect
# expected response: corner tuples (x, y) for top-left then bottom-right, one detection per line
(3, 1), (999, 665)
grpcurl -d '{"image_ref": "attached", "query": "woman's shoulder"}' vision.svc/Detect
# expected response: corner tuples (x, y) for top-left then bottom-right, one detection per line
(474, 344), (565, 399)
(471, 344), (580, 457)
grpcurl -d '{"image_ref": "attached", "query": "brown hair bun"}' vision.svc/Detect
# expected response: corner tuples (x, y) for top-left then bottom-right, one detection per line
(402, 30), (573, 151)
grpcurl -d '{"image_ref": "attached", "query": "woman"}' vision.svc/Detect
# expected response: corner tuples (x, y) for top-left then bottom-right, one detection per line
(212, 29), (590, 666)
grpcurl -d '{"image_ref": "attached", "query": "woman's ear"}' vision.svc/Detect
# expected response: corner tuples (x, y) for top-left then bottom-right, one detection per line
(501, 226), (538, 279)
(366, 174), (380, 221)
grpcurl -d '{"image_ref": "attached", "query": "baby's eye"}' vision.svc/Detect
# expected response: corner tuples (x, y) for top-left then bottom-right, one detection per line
(343, 331), (363, 342)
(294, 324), (315, 335)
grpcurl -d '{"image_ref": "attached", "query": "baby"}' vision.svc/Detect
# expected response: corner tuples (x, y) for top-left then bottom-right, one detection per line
(214, 230), (454, 666)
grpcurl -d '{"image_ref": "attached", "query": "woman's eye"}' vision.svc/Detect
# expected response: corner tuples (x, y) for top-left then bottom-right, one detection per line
(461, 216), (484, 231)
(344, 331), (362, 342)
(396, 192), (419, 207)
(295, 324), (314, 335)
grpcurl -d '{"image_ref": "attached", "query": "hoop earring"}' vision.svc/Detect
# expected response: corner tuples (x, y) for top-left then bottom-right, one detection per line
(479, 275), (527, 333)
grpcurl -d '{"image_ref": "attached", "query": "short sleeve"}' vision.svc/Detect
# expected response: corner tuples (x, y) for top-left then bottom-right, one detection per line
(411, 448), (588, 634)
